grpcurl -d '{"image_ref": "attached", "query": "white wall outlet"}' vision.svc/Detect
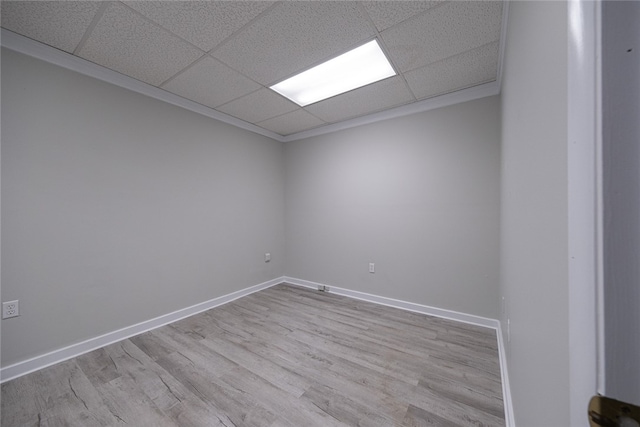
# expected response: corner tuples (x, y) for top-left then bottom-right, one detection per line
(3, 300), (20, 319)
(369, 263), (375, 273)
(264, 253), (271, 262)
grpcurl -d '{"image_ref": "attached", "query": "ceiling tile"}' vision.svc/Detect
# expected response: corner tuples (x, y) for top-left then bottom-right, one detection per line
(1, 1), (505, 138)
(125, 1), (274, 52)
(258, 110), (325, 136)
(212, 1), (376, 85)
(360, 1), (446, 32)
(405, 41), (499, 100)
(78, 2), (203, 86)
(162, 57), (260, 109)
(381, 0), (502, 72)
(306, 76), (414, 123)
(1, 1), (102, 53)
(216, 88), (299, 124)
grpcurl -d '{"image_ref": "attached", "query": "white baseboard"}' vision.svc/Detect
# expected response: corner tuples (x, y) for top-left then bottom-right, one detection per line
(1, 275), (515, 426)
(283, 276), (499, 329)
(496, 322), (516, 427)
(0, 276), (286, 383)
(283, 276), (515, 427)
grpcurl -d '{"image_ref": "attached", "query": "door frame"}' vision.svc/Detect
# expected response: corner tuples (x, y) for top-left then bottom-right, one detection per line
(567, 0), (603, 425)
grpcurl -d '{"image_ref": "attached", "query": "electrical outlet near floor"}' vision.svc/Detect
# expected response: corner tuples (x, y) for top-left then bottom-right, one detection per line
(3, 300), (20, 319)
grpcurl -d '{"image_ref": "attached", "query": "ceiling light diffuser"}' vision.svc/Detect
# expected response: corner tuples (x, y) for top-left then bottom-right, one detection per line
(270, 40), (396, 107)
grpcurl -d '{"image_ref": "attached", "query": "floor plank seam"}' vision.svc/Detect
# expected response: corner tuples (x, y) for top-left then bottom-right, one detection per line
(2, 284), (506, 426)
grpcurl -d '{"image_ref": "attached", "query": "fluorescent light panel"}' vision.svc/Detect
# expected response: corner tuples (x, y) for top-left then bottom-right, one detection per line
(270, 40), (396, 107)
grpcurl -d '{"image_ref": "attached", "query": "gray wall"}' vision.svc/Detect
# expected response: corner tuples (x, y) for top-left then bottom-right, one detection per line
(499, 2), (570, 426)
(1, 48), (285, 367)
(285, 96), (501, 319)
(602, 0), (640, 405)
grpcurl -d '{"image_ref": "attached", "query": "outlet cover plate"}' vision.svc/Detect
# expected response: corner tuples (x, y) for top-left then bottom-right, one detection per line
(3, 300), (20, 319)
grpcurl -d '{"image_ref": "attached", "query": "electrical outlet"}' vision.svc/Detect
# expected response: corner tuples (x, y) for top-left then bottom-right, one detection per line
(264, 253), (271, 263)
(369, 263), (375, 273)
(3, 300), (20, 319)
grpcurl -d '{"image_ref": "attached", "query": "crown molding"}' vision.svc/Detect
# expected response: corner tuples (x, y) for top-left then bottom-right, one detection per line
(281, 81), (501, 142)
(2, 0), (508, 144)
(496, 0), (510, 94)
(281, 0), (508, 142)
(0, 28), (285, 142)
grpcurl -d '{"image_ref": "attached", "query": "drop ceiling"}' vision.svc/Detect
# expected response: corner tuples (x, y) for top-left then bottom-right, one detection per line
(1, 1), (505, 141)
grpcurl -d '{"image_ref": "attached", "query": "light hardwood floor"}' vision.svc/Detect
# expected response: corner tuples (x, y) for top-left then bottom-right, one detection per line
(1, 284), (505, 426)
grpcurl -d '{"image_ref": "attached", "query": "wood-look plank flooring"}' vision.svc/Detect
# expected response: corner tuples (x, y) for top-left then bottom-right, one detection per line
(1, 284), (505, 426)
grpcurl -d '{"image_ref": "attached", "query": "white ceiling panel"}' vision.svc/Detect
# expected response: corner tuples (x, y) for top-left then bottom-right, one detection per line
(405, 41), (499, 100)
(217, 88), (299, 124)
(306, 76), (414, 123)
(0, 1), (101, 53)
(258, 109), (325, 136)
(381, 0), (502, 72)
(212, 1), (376, 85)
(78, 2), (203, 86)
(1, 1), (506, 139)
(125, 1), (274, 52)
(361, 0), (445, 32)
(162, 57), (260, 109)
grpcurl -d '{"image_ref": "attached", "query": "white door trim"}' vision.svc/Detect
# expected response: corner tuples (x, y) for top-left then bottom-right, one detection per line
(567, 0), (603, 425)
